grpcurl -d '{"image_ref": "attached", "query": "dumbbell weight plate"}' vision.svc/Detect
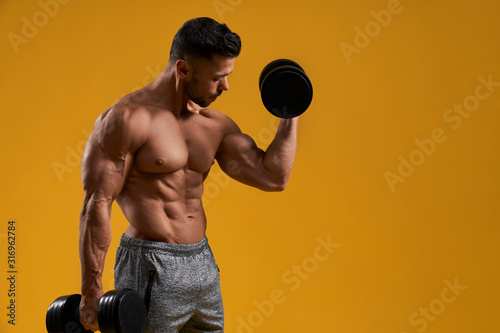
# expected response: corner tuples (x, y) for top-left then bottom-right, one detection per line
(46, 294), (92, 333)
(98, 288), (148, 333)
(259, 59), (313, 118)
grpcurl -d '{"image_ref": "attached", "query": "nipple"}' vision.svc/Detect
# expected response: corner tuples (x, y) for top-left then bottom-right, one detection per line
(155, 159), (164, 165)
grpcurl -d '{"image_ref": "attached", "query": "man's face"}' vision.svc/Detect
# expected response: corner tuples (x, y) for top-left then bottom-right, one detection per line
(184, 55), (235, 107)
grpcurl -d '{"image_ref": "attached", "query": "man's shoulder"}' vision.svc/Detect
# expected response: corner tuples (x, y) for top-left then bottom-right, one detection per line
(97, 96), (151, 129)
(92, 97), (150, 150)
(199, 108), (240, 134)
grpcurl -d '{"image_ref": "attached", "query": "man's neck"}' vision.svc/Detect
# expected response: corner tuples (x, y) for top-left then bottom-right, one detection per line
(140, 62), (190, 117)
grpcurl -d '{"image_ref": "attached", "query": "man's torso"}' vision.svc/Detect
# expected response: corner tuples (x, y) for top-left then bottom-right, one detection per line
(97, 93), (233, 244)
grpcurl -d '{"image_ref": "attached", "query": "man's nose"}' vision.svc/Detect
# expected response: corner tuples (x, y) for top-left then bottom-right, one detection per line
(220, 76), (229, 91)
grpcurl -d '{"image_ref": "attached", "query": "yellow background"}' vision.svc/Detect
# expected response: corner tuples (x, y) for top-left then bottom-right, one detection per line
(1, 0), (499, 332)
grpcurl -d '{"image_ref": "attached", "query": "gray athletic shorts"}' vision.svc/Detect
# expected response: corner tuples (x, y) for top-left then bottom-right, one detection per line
(114, 234), (224, 332)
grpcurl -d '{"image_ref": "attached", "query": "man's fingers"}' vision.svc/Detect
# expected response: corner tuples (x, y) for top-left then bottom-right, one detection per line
(81, 318), (99, 332)
(80, 299), (100, 332)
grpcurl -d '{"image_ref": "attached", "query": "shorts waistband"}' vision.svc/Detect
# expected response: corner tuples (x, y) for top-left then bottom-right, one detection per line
(119, 234), (209, 256)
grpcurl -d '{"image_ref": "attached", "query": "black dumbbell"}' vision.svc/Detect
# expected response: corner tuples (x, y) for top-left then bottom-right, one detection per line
(46, 289), (147, 333)
(259, 59), (313, 118)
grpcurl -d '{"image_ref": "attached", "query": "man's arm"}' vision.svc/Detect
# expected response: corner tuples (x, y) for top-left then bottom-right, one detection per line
(79, 107), (146, 331)
(216, 117), (298, 191)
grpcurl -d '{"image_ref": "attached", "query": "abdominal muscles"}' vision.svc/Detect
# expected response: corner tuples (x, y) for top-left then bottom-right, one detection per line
(116, 166), (208, 244)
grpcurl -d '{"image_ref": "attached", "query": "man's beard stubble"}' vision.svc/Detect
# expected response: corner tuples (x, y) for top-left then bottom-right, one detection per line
(184, 74), (221, 108)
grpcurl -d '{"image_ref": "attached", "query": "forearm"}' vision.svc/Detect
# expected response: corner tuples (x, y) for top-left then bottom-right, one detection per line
(79, 197), (112, 299)
(262, 117), (299, 189)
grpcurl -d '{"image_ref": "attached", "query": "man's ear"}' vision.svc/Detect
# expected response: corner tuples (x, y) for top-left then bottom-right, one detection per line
(176, 59), (192, 79)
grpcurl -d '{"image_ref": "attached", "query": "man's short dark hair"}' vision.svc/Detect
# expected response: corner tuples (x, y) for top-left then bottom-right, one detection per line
(169, 17), (241, 63)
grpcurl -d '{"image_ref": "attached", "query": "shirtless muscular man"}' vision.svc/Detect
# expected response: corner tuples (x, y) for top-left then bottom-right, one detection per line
(79, 17), (298, 332)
